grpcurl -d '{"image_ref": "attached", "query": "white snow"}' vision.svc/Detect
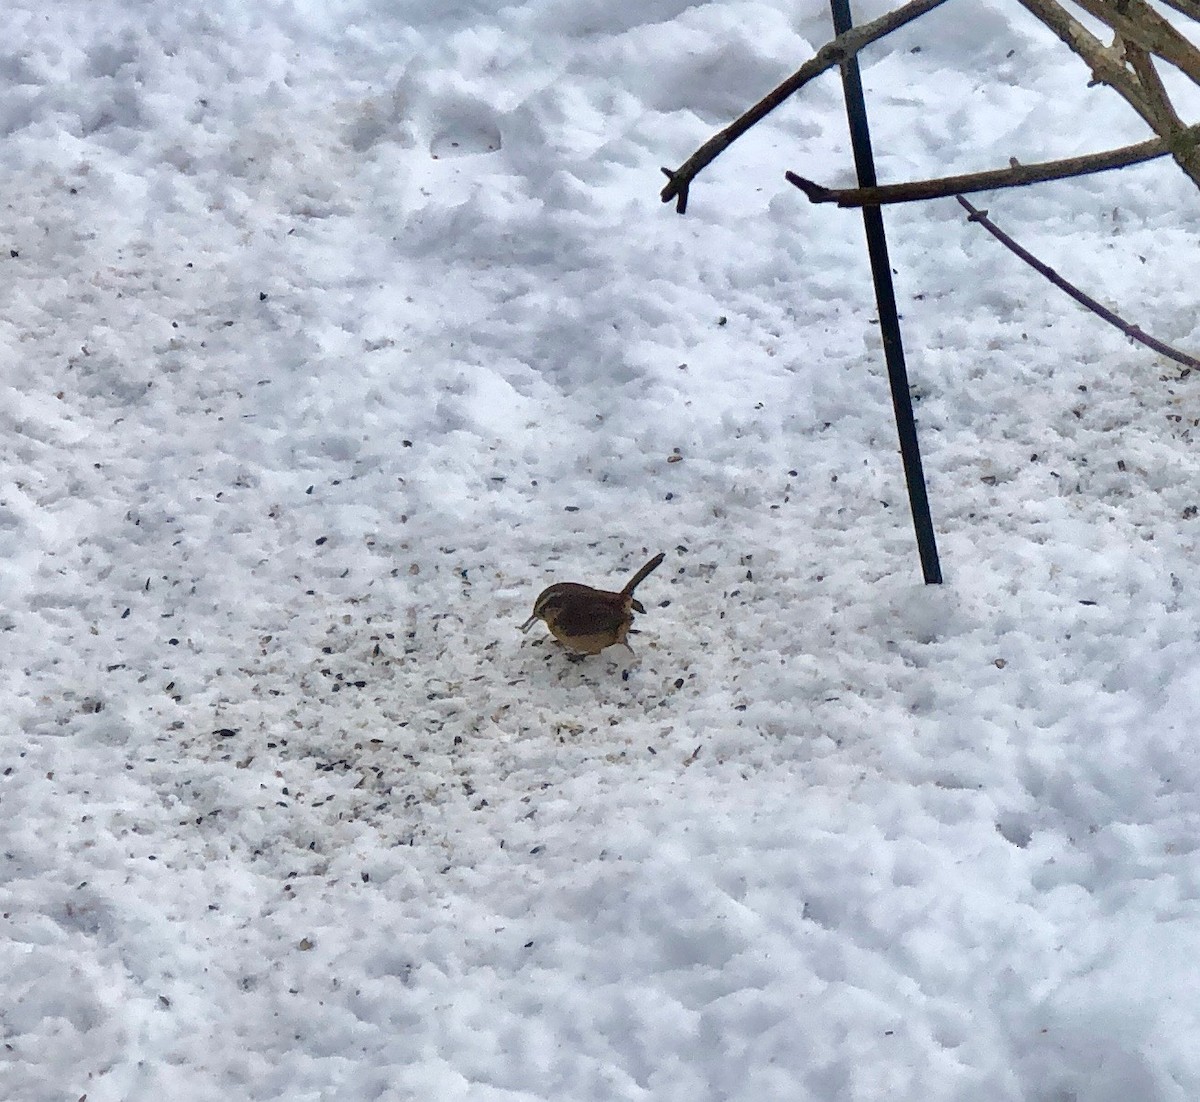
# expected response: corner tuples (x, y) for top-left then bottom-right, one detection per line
(4, 1), (1200, 1099)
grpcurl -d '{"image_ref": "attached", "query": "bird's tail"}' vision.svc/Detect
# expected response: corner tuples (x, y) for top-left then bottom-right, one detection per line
(621, 552), (665, 596)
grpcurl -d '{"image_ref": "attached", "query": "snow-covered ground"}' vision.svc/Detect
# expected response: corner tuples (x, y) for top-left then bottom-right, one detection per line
(5, 1), (1200, 1098)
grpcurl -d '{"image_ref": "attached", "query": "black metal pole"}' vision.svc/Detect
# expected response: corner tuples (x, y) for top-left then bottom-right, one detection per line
(830, 0), (942, 584)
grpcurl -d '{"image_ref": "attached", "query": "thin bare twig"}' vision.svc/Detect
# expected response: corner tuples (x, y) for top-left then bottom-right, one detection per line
(957, 194), (1200, 372)
(784, 128), (1196, 206)
(659, 0), (952, 214)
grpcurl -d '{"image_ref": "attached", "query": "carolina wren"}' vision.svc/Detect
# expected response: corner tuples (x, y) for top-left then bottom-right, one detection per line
(520, 552), (666, 656)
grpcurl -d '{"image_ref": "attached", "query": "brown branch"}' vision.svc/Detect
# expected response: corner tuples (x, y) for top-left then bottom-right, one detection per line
(1012, 0), (1154, 117)
(1156, 0), (1200, 22)
(1119, 40), (1200, 180)
(658, 0), (953, 214)
(1120, 39), (1200, 181)
(1069, 0), (1200, 81)
(957, 194), (1200, 372)
(1013, 0), (1200, 187)
(784, 129), (1196, 206)
(1123, 41), (1186, 128)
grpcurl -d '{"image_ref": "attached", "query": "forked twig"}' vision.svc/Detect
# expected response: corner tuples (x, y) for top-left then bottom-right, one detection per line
(1012, 0), (1200, 187)
(1069, 0), (1200, 80)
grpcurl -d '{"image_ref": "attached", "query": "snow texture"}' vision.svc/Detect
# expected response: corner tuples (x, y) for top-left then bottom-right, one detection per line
(4, 1), (1200, 1099)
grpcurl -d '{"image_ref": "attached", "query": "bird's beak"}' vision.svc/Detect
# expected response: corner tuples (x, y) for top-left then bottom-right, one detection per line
(519, 614), (539, 633)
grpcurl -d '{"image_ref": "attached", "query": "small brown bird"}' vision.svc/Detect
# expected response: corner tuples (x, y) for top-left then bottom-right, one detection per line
(520, 552), (666, 656)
